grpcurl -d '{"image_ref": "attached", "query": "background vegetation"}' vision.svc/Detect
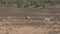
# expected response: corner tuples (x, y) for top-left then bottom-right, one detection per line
(0, 0), (60, 8)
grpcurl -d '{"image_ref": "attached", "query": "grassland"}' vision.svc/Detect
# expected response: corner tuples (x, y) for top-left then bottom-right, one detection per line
(0, 4), (60, 34)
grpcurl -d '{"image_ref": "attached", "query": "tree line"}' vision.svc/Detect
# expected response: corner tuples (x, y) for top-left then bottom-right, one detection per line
(0, 0), (60, 8)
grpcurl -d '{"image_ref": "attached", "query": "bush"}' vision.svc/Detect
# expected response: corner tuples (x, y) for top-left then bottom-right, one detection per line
(0, 0), (59, 7)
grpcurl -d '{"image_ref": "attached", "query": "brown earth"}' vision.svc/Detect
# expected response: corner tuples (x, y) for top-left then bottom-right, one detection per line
(0, 5), (60, 34)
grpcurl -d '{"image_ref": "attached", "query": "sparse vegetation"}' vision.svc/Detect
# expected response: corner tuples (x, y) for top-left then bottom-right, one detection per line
(0, 0), (60, 34)
(0, 0), (60, 8)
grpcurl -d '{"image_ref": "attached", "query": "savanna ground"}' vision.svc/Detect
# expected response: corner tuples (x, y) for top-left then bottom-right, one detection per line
(0, 4), (60, 34)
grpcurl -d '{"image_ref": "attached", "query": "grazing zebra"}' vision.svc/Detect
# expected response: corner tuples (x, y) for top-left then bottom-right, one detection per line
(7, 16), (13, 26)
(0, 17), (2, 21)
(44, 16), (54, 21)
(7, 16), (13, 21)
(25, 16), (31, 19)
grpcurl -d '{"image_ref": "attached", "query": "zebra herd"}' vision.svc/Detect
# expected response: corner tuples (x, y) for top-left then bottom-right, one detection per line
(0, 16), (54, 22)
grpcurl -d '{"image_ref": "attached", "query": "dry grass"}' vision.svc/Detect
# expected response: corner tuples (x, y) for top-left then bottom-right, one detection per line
(0, 5), (60, 34)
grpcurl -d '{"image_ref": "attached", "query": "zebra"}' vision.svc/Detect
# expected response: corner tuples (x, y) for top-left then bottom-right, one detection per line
(25, 16), (31, 19)
(0, 17), (2, 21)
(44, 16), (54, 21)
(7, 16), (13, 21)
